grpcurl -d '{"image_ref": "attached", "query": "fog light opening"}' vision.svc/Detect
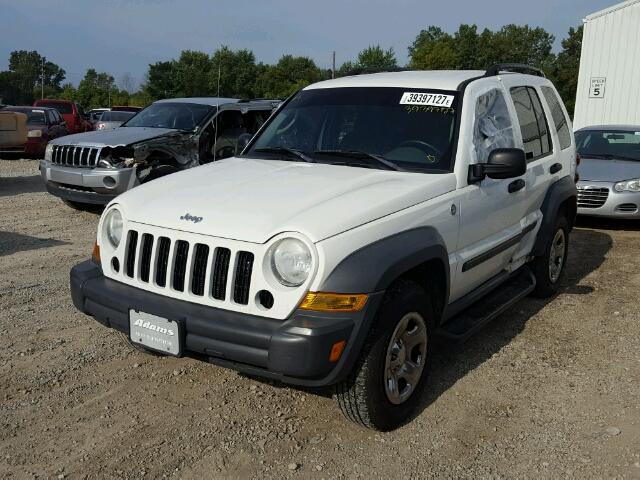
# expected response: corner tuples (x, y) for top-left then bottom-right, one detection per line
(111, 257), (120, 273)
(103, 176), (117, 188)
(257, 290), (274, 310)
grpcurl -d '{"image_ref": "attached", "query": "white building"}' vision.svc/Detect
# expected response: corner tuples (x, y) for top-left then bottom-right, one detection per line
(573, 0), (640, 130)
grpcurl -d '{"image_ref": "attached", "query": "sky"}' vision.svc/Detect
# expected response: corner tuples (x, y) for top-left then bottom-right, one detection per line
(0, 0), (619, 90)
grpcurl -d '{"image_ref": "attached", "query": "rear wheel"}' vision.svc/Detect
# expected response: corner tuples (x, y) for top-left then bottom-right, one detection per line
(531, 214), (569, 298)
(334, 279), (434, 431)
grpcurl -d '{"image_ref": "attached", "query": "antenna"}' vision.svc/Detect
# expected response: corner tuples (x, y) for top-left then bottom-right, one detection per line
(213, 57), (221, 161)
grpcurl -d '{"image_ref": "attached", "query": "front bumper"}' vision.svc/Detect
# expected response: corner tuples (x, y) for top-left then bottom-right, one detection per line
(40, 160), (137, 205)
(71, 261), (383, 387)
(577, 181), (640, 218)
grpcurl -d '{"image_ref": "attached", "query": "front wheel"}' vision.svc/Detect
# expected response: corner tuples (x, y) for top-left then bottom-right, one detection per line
(531, 215), (569, 298)
(334, 279), (434, 431)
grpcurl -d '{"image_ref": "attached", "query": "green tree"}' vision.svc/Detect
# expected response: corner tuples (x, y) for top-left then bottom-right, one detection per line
(409, 26), (459, 69)
(476, 25), (555, 71)
(144, 60), (178, 99)
(210, 46), (258, 98)
(356, 45), (397, 70)
(174, 50), (213, 97)
(551, 26), (583, 117)
(254, 55), (324, 98)
(76, 69), (121, 108)
(3, 50), (65, 103)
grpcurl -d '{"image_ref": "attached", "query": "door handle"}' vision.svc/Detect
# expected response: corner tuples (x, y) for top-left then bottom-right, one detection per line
(550, 163), (562, 174)
(508, 179), (525, 193)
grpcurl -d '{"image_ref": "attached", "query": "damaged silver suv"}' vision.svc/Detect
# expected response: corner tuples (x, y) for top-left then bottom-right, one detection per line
(40, 97), (280, 209)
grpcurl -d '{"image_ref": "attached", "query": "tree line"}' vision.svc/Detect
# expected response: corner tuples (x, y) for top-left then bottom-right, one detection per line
(0, 23), (582, 115)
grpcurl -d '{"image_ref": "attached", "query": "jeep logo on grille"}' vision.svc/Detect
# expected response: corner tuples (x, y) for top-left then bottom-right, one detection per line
(180, 213), (203, 223)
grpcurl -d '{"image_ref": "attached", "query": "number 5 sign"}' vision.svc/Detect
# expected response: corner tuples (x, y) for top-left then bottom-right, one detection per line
(589, 77), (606, 98)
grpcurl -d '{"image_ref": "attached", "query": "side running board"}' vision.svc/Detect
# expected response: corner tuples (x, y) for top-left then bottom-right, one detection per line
(437, 267), (536, 343)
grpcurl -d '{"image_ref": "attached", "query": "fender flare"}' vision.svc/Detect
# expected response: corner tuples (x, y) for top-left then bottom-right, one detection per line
(319, 227), (450, 303)
(533, 175), (577, 256)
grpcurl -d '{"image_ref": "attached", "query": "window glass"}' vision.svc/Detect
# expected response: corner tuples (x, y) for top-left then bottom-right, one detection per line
(575, 129), (640, 162)
(249, 87), (459, 173)
(123, 102), (213, 130)
(510, 86), (552, 161)
(473, 88), (515, 163)
(541, 86), (571, 150)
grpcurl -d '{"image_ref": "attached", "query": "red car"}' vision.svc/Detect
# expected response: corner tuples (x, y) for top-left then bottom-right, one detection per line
(33, 99), (91, 134)
(2, 106), (69, 157)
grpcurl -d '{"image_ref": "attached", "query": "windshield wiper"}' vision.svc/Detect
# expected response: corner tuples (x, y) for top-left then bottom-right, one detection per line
(314, 150), (404, 171)
(582, 152), (640, 162)
(254, 147), (315, 163)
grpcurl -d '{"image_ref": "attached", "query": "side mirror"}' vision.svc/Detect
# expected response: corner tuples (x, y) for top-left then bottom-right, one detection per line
(236, 133), (253, 153)
(469, 148), (526, 183)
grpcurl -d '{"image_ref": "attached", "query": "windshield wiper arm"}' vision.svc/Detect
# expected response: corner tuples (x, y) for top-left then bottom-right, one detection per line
(254, 147), (315, 163)
(583, 152), (640, 162)
(314, 150), (404, 171)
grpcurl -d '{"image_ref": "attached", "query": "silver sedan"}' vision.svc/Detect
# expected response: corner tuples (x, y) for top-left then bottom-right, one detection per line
(575, 125), (640, 219)
(95, 110), (135, 131)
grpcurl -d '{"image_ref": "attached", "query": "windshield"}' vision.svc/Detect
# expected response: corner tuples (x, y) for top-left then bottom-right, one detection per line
(575, 129), (640, 162)
(123, 102), (213, 130)
(4, 108), (46, 125)
(37, 102), (72, 114)
(100, 111), (134, 122)
(247, 87), (459, 172)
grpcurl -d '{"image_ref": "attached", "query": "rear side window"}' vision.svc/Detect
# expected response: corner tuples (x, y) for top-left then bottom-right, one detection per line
(541, 86), (571, 150)
(510, 86), (552, 161)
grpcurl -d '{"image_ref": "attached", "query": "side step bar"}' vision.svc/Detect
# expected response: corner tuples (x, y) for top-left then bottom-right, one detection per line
(437, 268), (536, 343)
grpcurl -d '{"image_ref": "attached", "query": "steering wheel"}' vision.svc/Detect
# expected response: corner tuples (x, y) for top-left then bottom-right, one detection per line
(396, 140), (443, 157)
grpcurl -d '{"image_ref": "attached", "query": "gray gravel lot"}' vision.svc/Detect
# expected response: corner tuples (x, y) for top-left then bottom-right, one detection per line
(1, 159), (639, 479)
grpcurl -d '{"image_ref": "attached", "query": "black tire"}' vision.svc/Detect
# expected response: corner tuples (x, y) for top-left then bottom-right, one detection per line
(142, 165), (179, 183)
(62, 199), (103, 213)
(531, 214), (569, 298)
(334, 279), (434, 431)
(118, 332), (161, 356)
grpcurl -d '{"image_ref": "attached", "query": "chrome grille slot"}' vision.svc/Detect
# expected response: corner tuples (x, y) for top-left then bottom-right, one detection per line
(616, 203), (638, 213)
(51, 145), (100, 168)
(139, 234), (154, 283)
(191, 244), (210, 296)
(155, 237), (171, 287)
(172, 240), (190, 292)
(577, 186), (609, 208)
(233, 252), (254, 305)
(212, 248), (231, 300)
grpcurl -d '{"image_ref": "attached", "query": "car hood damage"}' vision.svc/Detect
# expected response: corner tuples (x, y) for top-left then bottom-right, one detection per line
(114, 157), (457, 244)
(50, 126), (198, 171)
(51, 126), (181, 148)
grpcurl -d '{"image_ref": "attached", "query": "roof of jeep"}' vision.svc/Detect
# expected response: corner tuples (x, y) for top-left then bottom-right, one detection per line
(305, 70), (489, 91)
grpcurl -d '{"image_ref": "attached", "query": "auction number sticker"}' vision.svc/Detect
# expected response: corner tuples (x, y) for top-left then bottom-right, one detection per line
(400, 92), (454, 107)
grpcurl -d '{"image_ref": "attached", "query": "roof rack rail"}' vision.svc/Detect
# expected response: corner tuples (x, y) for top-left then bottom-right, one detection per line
(485, 63), (546, 78)
(342, 66), (415, 76)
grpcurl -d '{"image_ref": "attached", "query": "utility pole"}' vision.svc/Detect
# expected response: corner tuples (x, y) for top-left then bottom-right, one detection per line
(332, 51), (336, 79)
(41, 57), (45, 99)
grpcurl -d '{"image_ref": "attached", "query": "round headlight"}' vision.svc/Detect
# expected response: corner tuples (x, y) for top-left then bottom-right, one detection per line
(104, 209), (123, 248)
(270, 238), (312, 287)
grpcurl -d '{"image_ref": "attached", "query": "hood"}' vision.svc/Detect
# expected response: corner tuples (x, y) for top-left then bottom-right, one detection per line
(51, 126), (181, 147)
(578, 157), (640, 182)
(115, 157), (457, 244)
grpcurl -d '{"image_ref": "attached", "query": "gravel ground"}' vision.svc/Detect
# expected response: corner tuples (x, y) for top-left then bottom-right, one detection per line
(1, 159), (639, 479)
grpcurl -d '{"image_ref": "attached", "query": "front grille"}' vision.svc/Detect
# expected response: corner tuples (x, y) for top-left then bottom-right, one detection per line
(123, 231), (254, 305)
(577, 186), (609, 209)
(615, 203), (638, 213)
(51, 145), (101, 168)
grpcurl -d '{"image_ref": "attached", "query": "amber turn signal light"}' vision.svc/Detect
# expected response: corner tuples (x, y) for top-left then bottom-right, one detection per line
(92, 242), (101, 264)
(329, 340), (347, 363)
(299, 292), (368, 312)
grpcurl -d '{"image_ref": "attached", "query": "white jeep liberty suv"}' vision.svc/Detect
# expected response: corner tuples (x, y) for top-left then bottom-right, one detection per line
(71, 64), (577, 431)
